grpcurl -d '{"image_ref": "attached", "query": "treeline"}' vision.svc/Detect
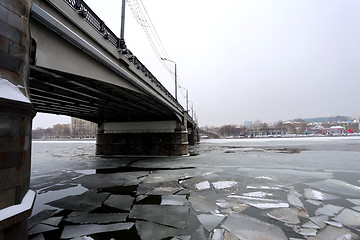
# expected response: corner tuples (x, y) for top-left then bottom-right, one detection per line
(32, 124), (70, 139)
(203, 119), (359, 138)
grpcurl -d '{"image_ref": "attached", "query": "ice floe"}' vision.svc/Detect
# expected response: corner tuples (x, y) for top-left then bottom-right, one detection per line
(210, 229), (225, 240)
(195, 181), (211, 190)
(135, 221), (181, 240)
(65, 213), (128, 224)
(221, 213), (287, 240)
(307, 226), (358, 240)
(129, 205), (189, 228)
(189, 194), (218, 213)
(267, 208), (300, 224)
(315, 204), (343, 217)
(197, 214), (225, 232)
(243, 191), (273, 198)
(304, 188), (338, 201)
(212, 181), (237, 189)
(299, 228), (317, 237)
(248, 202), (289, 209)
(324, 220), (343, 228)
(61, 223), (134, 239)
(41, 216), (63, 227)
(306, 199), (323, 206)
(287, 188), (304, 208)
(347, 199), (360, 205)
(103, 195), (134, 211)
(306, 179), (360, 197)
(191, 225), (207, 240)
(47, 190), (109, 212)
(333, 208), (360, 227)
(302, 220), (321, 229)
(161, 195), (187, 206)
(28, 223), (58, 236)
(309, 215), (329, 229)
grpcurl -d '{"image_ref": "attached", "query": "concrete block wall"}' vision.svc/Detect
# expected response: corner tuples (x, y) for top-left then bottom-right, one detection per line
(0, 0), (35, 239)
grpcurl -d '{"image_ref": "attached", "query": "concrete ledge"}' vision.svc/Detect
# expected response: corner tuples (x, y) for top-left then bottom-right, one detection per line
(0, 190), (36, 231)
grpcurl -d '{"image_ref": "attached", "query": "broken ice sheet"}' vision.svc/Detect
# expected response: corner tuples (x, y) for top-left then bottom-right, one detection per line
(287, 188), (304, 208)
(189, 193), (218, 213)
(352, 206), (360, 212)
(41, 216), (63, 227)
(65, 213), (128, 224)
(137, 181), (183, 195)
(306, 199), (323, 206)
(47, 190), (109, 212)
(307, 226), (358, 240)
(221, 213), (287, 240)
(299, 228), (317, 237)
(195, 181), (211, 190)
(179, 177), (211, 191)
(61, 222), (134, 239)
(72, 173), (127, 189)
(129, 205), (189, 229)
(347, 198), (360, 205)
(267, 208), (300, 224)
(191, 225), (207, 240)
(135, 221), (181, 240)
(304, 188), (338, 201)
(142, 169), (198, 184)
(103, 195), (134, 211)
(243, 191), (273, 198)
(309, 215), (329, 229)
(197, 214), (225, 232)
(315, 204), (343, 217)
(302, 220), (320, 229)
(31, 234), (45, 240)
(28, 224), (58, 236)
(305, 179), (360, 197)
(29, 209), (58, 229)
(212, 181), (237, 190)
(210, 229), (225, 240)
(333, 208), (360, 227)
(161, 195), (187, 206)
(248, 202), (289, 209)
(324, 220), (343, 228)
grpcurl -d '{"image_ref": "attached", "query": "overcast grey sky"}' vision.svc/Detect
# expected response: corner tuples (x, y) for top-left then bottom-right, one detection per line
(33, 0), (360, 128)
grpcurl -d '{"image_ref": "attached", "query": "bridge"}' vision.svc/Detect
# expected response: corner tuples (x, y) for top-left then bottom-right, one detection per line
(0, 0), (198, 238)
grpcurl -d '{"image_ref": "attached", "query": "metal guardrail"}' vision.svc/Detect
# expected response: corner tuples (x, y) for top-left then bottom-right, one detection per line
(63, 0), (182, 110)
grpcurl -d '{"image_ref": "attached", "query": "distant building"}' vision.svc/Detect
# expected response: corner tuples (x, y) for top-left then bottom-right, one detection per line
(71, 117), (97, 138)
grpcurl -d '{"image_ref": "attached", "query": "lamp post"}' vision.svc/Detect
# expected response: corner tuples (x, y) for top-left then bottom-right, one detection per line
(179, 86), (188, 112)
(161, 58), (177, 101)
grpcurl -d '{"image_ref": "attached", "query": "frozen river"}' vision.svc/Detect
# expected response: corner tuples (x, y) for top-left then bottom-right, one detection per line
(29, 137), (360, 239)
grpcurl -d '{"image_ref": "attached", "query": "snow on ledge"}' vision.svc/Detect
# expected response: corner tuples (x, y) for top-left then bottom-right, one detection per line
(0, 190), (36, 222)
(0, 78), (30, 103)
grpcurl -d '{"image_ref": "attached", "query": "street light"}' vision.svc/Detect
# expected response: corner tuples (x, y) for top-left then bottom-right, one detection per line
(161, 57), (177, 100)
(179, 86), (188, 112)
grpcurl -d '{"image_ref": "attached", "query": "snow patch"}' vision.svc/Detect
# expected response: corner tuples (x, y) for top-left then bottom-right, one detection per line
(0, 78), (30, 103)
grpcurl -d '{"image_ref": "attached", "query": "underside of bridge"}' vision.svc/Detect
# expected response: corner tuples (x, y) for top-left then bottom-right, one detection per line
(29, 66), (192, 156)
(29, 66), (177, 123)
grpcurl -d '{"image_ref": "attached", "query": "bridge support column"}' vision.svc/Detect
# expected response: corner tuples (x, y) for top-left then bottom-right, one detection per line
(96, 121), (189, 156)
(188, 125), (200, 146)
(0, 0), (36, 239)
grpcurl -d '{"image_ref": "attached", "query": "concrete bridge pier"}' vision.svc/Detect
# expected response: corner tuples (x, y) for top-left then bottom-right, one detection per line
(0, 0), (36, 239)
(188, 125), (200, 146)
(96, 121), (189, 156)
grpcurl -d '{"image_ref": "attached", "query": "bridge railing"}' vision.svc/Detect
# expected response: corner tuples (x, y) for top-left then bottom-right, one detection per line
(63, 0), (182, 111)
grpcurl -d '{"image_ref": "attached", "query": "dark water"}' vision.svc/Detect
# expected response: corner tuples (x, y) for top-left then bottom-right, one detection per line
(29, 137), (360, 239)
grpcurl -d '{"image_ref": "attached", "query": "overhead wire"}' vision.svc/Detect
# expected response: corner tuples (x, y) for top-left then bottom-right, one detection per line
(126, 0), (191, 113)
